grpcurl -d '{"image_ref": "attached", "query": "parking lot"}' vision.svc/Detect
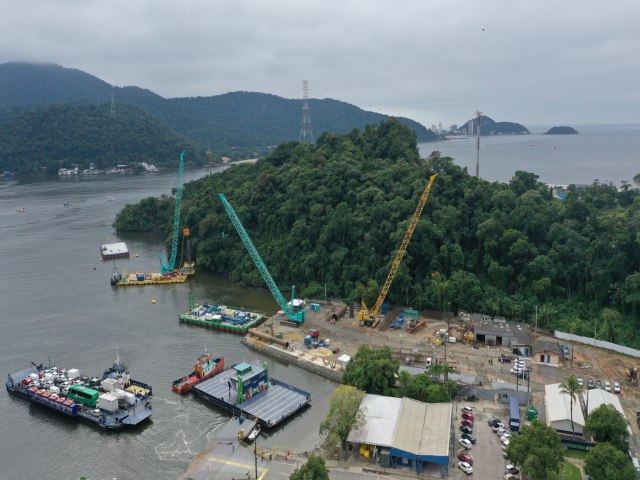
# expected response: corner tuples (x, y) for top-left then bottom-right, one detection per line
(452, 400), (514, 478)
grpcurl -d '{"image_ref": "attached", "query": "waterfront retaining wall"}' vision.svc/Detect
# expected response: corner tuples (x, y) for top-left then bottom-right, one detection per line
(241, 337), (344, 383)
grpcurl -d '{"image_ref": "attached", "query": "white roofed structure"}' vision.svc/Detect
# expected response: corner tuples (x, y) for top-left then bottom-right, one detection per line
(583, 388), (632, 434)
(100, 242), (129, 260)
(544, 383), (585, 436)
(348, 394), (452, 475)
(347, 395), (401, 447)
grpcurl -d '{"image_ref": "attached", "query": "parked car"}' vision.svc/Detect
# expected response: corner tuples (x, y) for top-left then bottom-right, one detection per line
(460, 425), (474, 435)
(503, 450), (509, 459)
(462, 412), (474, 421)
(588, 378), (595, 389)
(614, 381), (621, 393)
(461, 406), (473, 413)
(505, 464), (520, 475)
(496, 427), (508, 436)
(595, 380), (603, 389)
(458, 438), (472, 449)
(457, 453), (473, 465)
(504, 474), (518, 480)
(501, 439), (510, 448)
(577, 377), (584, 387)
(461, 419), (474, 428)
(498, 354), (512, 363)
(488, 418), (502, 427)
(500, 433), (511, 442)
(605, 381), (612, 392)
(458, 461), (473, 475)
(492, 422), (505, 432)
(462, 433), (476, 444)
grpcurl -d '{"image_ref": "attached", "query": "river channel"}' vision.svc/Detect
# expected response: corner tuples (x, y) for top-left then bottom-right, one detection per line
(0, 169), (335, 480)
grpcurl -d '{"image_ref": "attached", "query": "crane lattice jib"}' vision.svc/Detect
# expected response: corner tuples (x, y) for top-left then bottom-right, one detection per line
(369, 174), (437, 318)
(218, 194), (292, 316)
(161, 151), (185, 273)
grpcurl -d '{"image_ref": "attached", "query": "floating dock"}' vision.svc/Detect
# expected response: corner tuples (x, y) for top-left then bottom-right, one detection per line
(179, 304), (265, 334)
(111, 269), (187, 286)
(192, 362), (310, 428)
(101, 242), (129, 261)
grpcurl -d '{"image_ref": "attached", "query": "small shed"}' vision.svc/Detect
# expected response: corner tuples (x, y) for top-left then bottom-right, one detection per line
(336, 354), (351, 369)
(533, 340), (562, 366)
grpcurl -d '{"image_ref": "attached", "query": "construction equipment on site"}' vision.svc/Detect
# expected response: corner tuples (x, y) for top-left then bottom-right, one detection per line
(626, 367), (638, 383)
(159, 151), (193, 274)
(359, 174), (437, 326)
(218, 193), (304, 325)
(180, 227), (195, 275)
(407, 318), (426, 334)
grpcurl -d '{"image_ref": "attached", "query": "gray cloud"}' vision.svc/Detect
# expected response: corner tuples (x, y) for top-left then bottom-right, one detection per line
(1, 0), (638, 127)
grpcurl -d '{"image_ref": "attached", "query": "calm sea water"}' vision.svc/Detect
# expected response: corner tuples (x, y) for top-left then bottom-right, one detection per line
(0, 169), (334, 480)
(419, 124), (640, 186)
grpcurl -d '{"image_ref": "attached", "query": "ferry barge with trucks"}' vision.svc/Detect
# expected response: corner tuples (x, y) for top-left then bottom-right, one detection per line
(179, 303), (265, 334)
(172, 351), (224, 394)
(6, 354), (152, 429)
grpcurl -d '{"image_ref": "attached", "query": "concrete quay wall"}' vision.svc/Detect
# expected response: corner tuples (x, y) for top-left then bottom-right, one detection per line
(241, 336), (344, 383)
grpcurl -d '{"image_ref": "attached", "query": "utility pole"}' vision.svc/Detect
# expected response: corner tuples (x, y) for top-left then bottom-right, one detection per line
(253, 425), (260, 480)
(475, 111), (482, 178)
(534, 305), (538, 334)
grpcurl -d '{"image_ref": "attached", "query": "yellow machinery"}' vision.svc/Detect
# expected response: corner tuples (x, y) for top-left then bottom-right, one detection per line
(359, 174), (437, 326)
(180, 227), (196, 275)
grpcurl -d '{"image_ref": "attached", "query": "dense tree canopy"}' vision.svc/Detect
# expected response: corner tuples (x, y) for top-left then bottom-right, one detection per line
(115, 119), (640, 347)
(584, 404), (630, 451)
(0, 103), (204, 174)
(290, 455), (330, 480)
(506, 421), (564, 480)
(584, 443), (635, 480)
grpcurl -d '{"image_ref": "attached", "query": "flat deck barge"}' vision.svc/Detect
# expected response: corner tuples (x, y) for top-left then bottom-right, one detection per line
(179, 304), (265, 334)
(192, 362), (310, 428)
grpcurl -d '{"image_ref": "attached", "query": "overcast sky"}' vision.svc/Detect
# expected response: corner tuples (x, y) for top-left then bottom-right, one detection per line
(2, 1), (639, 128)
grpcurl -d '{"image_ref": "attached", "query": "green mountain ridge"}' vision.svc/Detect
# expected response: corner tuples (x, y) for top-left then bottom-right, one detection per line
(0, 62), (438, 157)
(0, 103), (205, 174)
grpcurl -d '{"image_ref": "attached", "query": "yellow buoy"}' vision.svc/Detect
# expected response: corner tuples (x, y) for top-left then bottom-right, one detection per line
(152, 299), (157, 304)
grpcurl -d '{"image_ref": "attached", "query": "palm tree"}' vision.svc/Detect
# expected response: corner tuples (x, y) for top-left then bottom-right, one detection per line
(559, 375), (582, 437)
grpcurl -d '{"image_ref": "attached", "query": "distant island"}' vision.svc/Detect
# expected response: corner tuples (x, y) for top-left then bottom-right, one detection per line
(545, 126), (578, 135)
(452, 115), (530, 136)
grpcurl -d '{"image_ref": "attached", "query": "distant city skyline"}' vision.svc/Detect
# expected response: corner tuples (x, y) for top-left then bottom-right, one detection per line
(1, 1), (638, 128)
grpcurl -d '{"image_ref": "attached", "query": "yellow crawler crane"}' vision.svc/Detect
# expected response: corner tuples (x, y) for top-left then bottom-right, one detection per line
(359, 174), (437, 326)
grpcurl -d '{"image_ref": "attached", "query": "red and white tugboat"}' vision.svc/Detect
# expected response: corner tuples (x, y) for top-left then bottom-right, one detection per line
(172, 349), (224, 394)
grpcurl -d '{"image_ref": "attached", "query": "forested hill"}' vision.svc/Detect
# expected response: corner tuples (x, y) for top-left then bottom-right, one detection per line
(456, 115), (530, 135)
(115, 118), (640, 348)
(0, 103), (205, 174)
(0, 62), (437, 155)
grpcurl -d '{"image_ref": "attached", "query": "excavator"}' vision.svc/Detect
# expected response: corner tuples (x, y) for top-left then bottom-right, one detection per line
(359, 174), (437, 327)
(626, 367), (638, 383)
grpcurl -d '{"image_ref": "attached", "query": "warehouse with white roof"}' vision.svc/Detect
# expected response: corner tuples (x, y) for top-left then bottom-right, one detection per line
(347, 394), (452, 477)
(544, 383), (585, 436)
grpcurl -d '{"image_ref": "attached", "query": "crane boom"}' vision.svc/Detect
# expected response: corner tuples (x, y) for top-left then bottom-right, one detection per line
(360, 174), (437, 324)
(218, 194), (304, 324)
(160, 151), (185, 273)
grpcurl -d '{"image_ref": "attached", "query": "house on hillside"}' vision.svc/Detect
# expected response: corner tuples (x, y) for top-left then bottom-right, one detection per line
(533, 340), (562, 366)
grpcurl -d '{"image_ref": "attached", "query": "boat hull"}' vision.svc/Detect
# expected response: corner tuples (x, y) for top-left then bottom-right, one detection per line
(172, 356), (224, 394)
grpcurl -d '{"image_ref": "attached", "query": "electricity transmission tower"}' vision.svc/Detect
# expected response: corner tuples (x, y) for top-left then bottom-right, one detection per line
(299, 80), (313, 143)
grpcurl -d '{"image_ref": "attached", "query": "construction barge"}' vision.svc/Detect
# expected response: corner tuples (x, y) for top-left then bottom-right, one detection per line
(6, 354), (152, 429)
(111, 265), (187, 286)
(192, 361), (310, 428)
(179, 304), (265, 334)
